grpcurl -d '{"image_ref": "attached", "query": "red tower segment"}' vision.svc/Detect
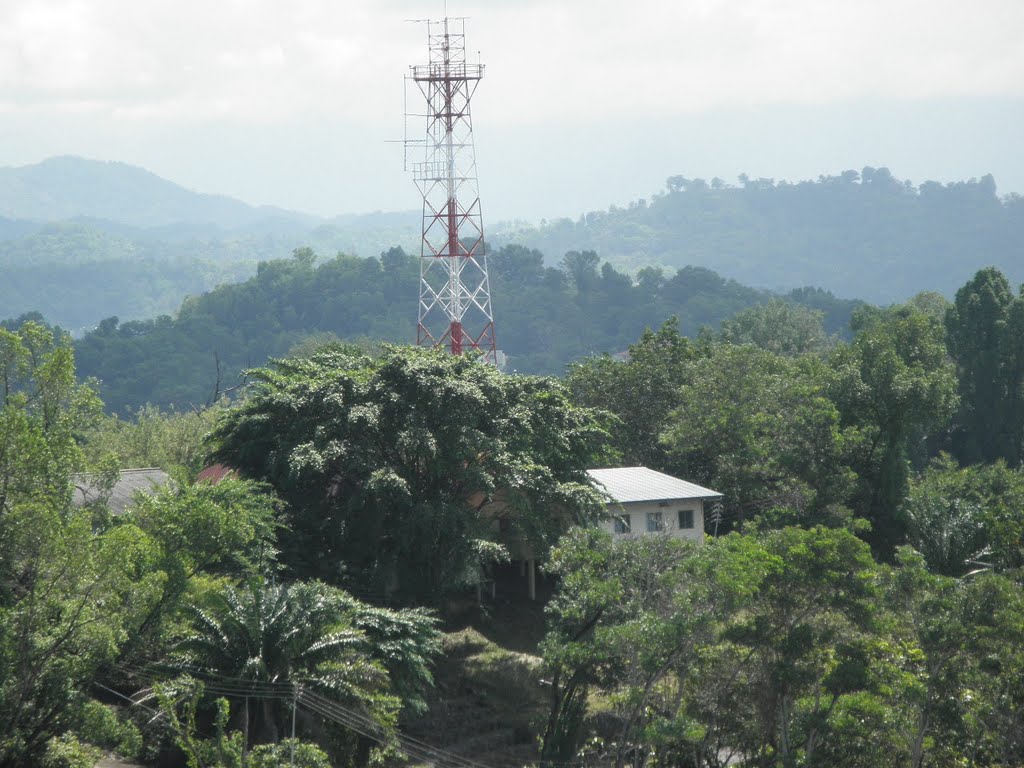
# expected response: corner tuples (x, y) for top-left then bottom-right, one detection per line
(407, 18), (496, 362)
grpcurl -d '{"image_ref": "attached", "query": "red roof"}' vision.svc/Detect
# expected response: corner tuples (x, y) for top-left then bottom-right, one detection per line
(196, 463), (237, 484)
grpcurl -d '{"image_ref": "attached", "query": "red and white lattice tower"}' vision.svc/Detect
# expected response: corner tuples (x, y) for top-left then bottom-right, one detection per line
(406, 18), (496, 362)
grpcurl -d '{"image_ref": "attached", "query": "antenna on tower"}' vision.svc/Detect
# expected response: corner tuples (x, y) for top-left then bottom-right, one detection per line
(404, 16), (498, 365)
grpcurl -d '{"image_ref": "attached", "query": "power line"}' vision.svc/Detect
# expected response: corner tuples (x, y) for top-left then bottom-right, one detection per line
(112, 662), (534, 768)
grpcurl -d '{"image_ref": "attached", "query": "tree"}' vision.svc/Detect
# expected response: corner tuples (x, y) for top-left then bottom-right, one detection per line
(153, 678), (333, 768)
(682, 527), (884, 768)
(210, 345), (608, 602)
(901, 454), (1024, 575)
(945, 267), (1024, 466)
(539, 526), (888, 768)
(661, 344), (854, 530)
(567, 318), (696, 469)
(0, 322), (159, 767)
(0, 506), (162, 767)
(539, 528), (708, 768)
(0, 321), (100, 536)
(828, 304), (958, 556)
(81, 404), (226, 476)
(330, 594), (441, 716)
(171, 580), (400, 747)
(884, 549), (1024, 768)
(560, 250), (601, 295)
(716, 298), (831, 356)
(117, 478), (281, 659)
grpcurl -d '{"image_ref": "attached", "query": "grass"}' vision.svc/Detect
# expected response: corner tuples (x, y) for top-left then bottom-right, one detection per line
(405, 604), (550, 766)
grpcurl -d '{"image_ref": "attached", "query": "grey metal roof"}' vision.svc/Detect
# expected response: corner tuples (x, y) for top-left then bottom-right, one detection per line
(587, 466), (722, 504)
(72, 468), (171, 515)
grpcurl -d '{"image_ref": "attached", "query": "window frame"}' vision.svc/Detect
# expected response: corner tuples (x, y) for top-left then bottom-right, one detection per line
(678, 508), (695, 530)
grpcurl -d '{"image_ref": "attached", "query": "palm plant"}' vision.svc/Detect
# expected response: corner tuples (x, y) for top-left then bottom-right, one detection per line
(171, 579), (398, 744)
(903, 492), (990, 577)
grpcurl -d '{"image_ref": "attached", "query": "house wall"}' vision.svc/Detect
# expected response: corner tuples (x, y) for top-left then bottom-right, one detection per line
(601, 498), (706, 542)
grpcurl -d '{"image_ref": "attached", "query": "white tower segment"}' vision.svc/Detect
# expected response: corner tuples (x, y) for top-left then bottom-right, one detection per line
(407, 17), (496, 360)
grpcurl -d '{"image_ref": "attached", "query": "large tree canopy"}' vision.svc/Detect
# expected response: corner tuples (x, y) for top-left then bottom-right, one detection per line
(828, 303), (958, 556)
(660, 344), (854, 530)
(567, 318), (697, 470)
(210, 346), (609, 603)
(945, 267), (1024, 466)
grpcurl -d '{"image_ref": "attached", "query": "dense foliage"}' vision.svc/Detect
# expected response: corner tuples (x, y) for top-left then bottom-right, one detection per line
(505, 169), (1024, 303)
(209, 346), (609, 603)
(4, 158), (1022, 334)
(3, 263), (1024, 767)
(0, 323), (443, 767)
(540, 529), (1024, 768)
(72, 245), (859, 413)
(0, 158), (416, 330)
(571, 295), (962, 556)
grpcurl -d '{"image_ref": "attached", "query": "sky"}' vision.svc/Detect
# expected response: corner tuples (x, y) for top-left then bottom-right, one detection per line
(0, 0), (1022, 221)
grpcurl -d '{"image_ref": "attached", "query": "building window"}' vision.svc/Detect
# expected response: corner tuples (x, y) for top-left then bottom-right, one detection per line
(646, 511), (664, 533)
(613, 515), (631, 534)
(678, 509), (695, 529)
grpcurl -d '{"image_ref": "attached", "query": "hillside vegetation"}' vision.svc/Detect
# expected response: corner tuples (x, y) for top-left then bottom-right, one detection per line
(71, 245), (860, 413)
(502, 168), (1024, 303)
(5, 275), (1024, 767)
(2, 158), (1023, 331)
(0, 157), (418, 331)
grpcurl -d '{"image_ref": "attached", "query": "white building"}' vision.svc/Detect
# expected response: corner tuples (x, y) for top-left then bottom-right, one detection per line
(587, 466), (722, 543)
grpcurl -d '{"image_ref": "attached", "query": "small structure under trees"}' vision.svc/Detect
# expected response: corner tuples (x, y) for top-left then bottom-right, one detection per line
(587, 466), (721, 540)
(71, 467), (171, 516)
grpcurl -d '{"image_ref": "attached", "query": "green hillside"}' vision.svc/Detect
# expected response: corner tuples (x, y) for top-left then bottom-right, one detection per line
(500, 168), (1024, 303)
(3, 159), (1022, 335)
(6, 264), (1024, 768)
(72, 245), (860, 413)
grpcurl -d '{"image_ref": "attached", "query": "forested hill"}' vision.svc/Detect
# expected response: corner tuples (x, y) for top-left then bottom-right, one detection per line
(71, 245), (860, 413)
(499, 169), (1024, 303)
(3, 159), (1021, 331)
(0, 158), (418, 331)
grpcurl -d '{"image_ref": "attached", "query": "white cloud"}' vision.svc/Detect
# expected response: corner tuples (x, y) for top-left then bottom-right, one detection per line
(0, 0), (1021, 125)
(467, 0), (1024, 121)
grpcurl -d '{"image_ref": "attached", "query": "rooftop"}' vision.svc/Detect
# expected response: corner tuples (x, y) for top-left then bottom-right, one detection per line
(72, 468), (171, 515)
(587, 466), (722, 504)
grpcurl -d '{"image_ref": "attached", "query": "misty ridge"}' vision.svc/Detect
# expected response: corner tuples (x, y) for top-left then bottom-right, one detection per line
(1, 155), (1010, 417)
(0, 156), (1021, 336)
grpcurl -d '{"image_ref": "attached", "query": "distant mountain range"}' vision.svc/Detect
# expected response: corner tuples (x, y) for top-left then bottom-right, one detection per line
(0, 155), (319, 231)
(0, 157), (420, 331)
(3, 156), (1024, 333)
(502, 169), (1024, 303)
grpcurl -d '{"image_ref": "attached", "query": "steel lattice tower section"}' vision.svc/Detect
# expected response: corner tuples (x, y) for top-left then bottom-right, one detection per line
(407, 18), (496, 362)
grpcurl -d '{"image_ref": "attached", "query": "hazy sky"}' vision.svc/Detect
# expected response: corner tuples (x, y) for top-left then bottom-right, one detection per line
(1, 0), (1022, 221)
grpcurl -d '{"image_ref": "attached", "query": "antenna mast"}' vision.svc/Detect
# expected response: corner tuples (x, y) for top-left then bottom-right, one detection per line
(406, 17), (496, 362)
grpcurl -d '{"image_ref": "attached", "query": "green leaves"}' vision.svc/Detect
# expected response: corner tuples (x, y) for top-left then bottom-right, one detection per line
(661, 344), (853, 530)
(0, 321), (101, 525)
(828, 302), (958, 556)
(169, 578), (437, 743)
(211, 345), (608, 602)
(541, 525), (885, 767)
(946, 267), (1024, 466)
(568, 318), (694, 469)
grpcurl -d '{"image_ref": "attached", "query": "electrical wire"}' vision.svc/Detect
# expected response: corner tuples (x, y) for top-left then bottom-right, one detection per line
(112, 662), (534, 768)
